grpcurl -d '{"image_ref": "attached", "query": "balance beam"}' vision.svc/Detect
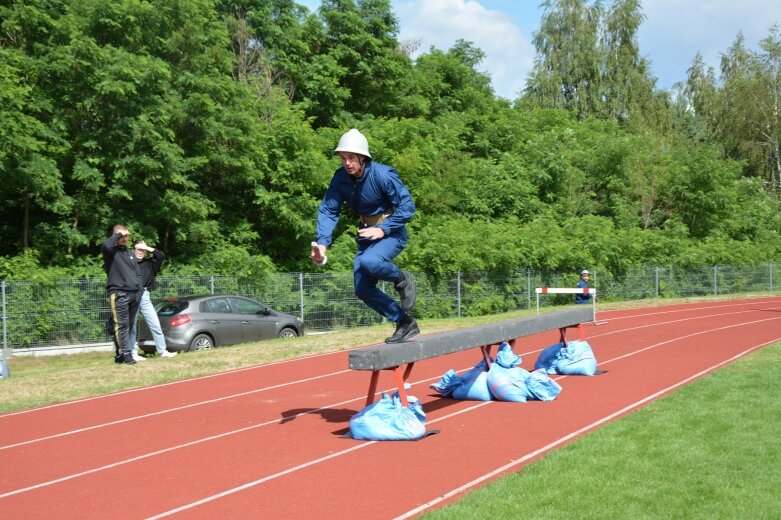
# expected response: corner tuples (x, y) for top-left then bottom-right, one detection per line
(349, 306), (592, 407)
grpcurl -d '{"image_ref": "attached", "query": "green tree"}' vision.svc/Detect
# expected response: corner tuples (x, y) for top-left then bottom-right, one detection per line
(0, 6), (70, 256)
(674, 53), (720, 144)
(600, 0), (661, 129)
(718, 27), (781, 192)
(525, 0), (602, 119)
(525, 0), (663, 128)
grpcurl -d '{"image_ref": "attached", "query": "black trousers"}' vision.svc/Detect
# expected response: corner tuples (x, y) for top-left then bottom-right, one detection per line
(108, 291), (140, 356)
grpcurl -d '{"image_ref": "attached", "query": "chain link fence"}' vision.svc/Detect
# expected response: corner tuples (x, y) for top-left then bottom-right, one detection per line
(1, 263), (778, 352)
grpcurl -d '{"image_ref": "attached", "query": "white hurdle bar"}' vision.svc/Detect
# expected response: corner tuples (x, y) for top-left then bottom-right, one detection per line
(535, 287), (598, 323)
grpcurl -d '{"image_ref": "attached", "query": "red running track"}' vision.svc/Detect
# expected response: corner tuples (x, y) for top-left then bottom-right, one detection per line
(1, 297), (780, 519)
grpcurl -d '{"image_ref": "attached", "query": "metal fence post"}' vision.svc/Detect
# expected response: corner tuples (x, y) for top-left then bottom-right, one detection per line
(1, 280), (9, 378)
(527, 269), (532, 309)
(713, 265), (718, 295)
(457, 271), (462, 318)
(210, 275), (215, 295)
(770, 262), (775, 292)
(655, 267), (660, 297)
(299, 272), (305, 322)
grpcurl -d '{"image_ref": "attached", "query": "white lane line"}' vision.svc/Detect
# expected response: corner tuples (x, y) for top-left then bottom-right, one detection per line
(0, 369), (350, 451)
(0, 392), (364, 499)
(393, 336), (781, 520)
(0, 346), (362, 418)
(145, 401), (496, 520)
(587, 307), (775, 340)
(592, 298), (781, 323)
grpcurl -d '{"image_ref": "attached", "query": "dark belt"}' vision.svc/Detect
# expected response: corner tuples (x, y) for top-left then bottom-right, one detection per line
(360, 208), (394, 226)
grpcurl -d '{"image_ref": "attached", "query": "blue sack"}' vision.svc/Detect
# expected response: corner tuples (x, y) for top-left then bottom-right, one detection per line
(525, 369), (562, 401)
(488, 363), (533, 402)
(534, 342), (565, 373)
(487, 342), (532, 402)
(555, 340), (598, 376)
(429, 369), (462, 397)
(432, 359), (493, 401)
(349, 392), (427, 441)
(495, 341), (522, 368)
(451, 360), (493, 401)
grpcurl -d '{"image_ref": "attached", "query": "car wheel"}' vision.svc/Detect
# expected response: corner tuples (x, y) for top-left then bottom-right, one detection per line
(188, 333), (214, 352)
(277, 327), (298, 339)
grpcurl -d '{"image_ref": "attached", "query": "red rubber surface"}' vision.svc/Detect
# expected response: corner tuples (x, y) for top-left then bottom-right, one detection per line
(2, 297), (780, 519)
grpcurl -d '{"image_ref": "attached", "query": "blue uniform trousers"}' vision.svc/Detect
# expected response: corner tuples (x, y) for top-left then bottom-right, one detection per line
(353, 232), (407, 323)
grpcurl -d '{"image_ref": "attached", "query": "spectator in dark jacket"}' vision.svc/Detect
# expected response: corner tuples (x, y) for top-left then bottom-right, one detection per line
(102, 224), (142, 364)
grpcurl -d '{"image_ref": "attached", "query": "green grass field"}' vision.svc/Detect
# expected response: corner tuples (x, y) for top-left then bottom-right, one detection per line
(2, 297), (779, 518)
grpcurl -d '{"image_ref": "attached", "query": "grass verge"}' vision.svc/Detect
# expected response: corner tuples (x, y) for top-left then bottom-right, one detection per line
(0, 310), (526, 413)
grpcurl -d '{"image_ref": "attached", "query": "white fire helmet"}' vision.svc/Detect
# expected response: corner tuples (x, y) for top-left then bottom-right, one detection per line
(581, 270), (590, 275)
(334, 128), (371, 159)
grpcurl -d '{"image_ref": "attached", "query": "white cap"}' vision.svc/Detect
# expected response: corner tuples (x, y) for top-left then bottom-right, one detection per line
(334, 129), (371, 158)
(581, 270), (589, 275)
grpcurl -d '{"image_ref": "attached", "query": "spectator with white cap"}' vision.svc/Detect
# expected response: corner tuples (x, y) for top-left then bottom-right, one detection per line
(575, 269), (592, 304)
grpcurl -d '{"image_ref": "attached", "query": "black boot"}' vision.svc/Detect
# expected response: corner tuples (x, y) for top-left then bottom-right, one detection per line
(394, 270), (417, 312)
(115, 351), (136, 365)
(385, 314), (420, 343)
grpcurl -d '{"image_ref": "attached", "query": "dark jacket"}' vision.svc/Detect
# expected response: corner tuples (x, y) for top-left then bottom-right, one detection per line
(138, 249), (165, 291)
(102, 233), (142, 295)
(575, 279), (592, 304)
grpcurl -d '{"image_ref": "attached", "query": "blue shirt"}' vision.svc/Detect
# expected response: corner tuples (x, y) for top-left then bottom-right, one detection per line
(575, 279), (592, 304)
(315, 161), (415, 246)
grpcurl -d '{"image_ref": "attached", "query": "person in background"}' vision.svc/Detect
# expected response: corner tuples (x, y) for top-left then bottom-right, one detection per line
(311, 128), (419, 343)
(576, 269), (592, 304)
(129, 240), (176, 359)
(102, 224), (142, 365)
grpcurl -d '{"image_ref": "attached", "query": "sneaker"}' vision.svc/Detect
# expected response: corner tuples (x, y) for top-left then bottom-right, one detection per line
(394, 271), (417, 312)
(115, 351), (136, 365)
(385, 315), (420, 343)
(132, 352), (146, 362)
(159, 350), (177, 358)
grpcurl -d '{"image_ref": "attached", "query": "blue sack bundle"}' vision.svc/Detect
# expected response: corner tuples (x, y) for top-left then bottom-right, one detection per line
(429, 369), (462, 396)
(430, 359), (493, 401)
(487, 343), (533, 402)
(495, 341), (522, 369)
(555, 340), (598, 376)
(349, 392), (427, 441)
(534, 342), (565, 373)
(525, 369), (562, 401)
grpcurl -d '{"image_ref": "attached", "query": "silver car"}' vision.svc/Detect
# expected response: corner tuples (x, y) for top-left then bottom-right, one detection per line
(138, 294), (304, 353)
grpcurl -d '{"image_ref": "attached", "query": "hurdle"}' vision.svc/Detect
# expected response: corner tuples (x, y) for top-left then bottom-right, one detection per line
(535, 287), (598, 323)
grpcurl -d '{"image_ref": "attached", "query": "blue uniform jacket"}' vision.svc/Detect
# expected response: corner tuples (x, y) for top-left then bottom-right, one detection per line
(575, 279), (592, 304)
(315, 160), (415, 246)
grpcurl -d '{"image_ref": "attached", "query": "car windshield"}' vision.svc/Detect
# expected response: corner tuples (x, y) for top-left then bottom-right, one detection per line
(157, 300), (189, 316)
